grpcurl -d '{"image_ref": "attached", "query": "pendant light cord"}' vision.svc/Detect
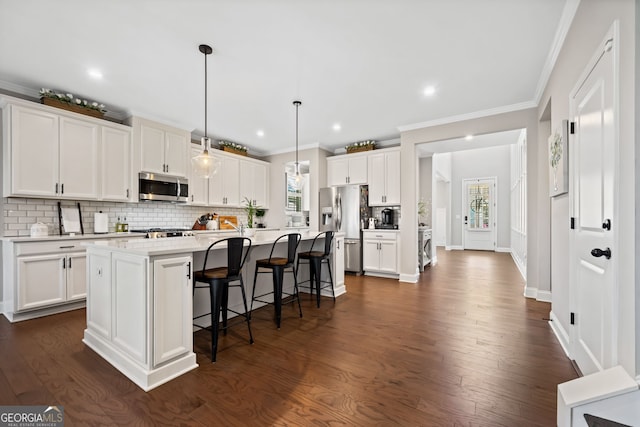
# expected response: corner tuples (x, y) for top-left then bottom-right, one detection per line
(204, 49), (208, 138)
(294, 100), (301, 167)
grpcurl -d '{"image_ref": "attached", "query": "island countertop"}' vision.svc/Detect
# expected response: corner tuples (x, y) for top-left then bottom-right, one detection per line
(83, 230), (330, 257)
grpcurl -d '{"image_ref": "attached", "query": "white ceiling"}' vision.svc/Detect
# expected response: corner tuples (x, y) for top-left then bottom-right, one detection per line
(416, 128), (524, 157)
(0, 0), (568, 156)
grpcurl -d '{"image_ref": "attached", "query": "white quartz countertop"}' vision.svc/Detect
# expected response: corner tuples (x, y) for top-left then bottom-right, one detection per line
(85, 230), (342, 257)
(2, 232), (145, 243)
(362, 228), (400, 233)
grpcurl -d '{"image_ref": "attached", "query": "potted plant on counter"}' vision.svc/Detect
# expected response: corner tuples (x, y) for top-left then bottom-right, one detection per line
(242, 198), (262, 236)
(255, 208), (266, 228)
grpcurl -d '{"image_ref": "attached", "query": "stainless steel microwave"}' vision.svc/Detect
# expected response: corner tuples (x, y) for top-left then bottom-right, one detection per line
(138, 172), (189, 203)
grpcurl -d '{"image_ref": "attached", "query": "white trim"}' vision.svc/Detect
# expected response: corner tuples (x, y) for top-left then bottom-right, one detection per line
(536, 290), (552, 303)
(448, 245), (463, 251)
(397, 101), (536, 133)
(495, 247), (511, 253)
(532, 0), (581, 104)
(549, 310), (571, 358)
(399, 273), (418, 283)
(510, 252), (527, 281)
(2, 300), (86, 323)
(524, 285), (537, 299)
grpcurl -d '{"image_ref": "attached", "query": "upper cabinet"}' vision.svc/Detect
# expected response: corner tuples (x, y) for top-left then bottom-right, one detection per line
(129, 116), (190, 178)
(209, 152), (240, 207)
(2, 97), (131, 201)
(239, 159), (269, 209)
(327, 153), (368, 186)
(367, 148), (401, 206)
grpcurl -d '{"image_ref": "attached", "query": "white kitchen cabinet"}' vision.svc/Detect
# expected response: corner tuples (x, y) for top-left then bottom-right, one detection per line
(87, 251), (111, 339)
(153, 256), (193, 366)
(362, 231), (398, 276)
(5, 104), (99, 199)
(2, 97), (132, 201)
(368, 148), (401, 206)
(132, 116), (190, 178)
(189, 147), (209, 205)
(209, 153), (241, 207)
(101, 126), (132, 201)
(240, 159), (269, 208)
(327, 154), (368, 186)
(15, 248), (86, 312)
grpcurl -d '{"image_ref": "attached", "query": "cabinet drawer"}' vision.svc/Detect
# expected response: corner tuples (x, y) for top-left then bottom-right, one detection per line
(15, 240), (89, 256)
(362, 232), (397, 241)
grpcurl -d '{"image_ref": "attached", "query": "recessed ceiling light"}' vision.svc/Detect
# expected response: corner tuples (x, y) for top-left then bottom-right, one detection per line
(332, 123), (341, 131)
(465, 135), (473, 141)
(256, 129), (264, 137)
(423, 85), (436, 96)
(88, 69), (103, 79)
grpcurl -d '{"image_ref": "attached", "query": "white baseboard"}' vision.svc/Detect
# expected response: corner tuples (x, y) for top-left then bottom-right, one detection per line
(510, 252), (526, 280)
(448, 245), (463, 250)
(549, 310), (571, 358)
(399, 273), (418, 283)
(496, 247), (511, 253)
(536, 290), (552, 303)
(524, 285), (538, 299)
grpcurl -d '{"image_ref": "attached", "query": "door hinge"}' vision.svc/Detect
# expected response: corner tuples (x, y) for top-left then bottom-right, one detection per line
(570, 312), (575, 325)
(570, 217), (575, 229)
(570, 122), (575, 134)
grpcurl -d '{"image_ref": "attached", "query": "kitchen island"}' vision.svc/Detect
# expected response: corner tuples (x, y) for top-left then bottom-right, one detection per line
(82, 230), (344, 391)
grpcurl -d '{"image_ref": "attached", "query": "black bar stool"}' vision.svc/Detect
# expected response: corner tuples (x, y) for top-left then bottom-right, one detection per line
(193, 237), (253, 362)
(250, 233), (302, 328)
(296, 231), (335, 308)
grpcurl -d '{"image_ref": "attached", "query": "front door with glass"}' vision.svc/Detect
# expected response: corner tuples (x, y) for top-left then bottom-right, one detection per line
(463, 177), (496, 251)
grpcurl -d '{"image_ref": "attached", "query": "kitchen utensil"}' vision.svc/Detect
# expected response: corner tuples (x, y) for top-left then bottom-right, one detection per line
(219, 215), (238, 230)
(368, 218), (376, 229)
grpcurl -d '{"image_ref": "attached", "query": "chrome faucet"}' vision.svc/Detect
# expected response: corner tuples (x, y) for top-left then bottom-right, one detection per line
(224, 220), (245, 235)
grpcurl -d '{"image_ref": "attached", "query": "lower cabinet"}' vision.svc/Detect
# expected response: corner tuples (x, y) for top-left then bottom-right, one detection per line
(153, 256), (193, 366)
(84, 248), (197, 391)
(14, 247), (86, 311)
(332, 234), (345, 291)
(362, 231), (398, 276)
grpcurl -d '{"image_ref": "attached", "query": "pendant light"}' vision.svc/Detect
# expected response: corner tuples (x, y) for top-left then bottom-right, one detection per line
(293, 100), (303, 189)
(191, 44), (219, 178)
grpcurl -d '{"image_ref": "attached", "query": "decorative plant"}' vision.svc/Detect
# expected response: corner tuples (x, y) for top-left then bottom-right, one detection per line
(345, 140), (376, 152)
(40, 88), (106, 113)
(219, 140), (247, 153)
(549, 130), (563, 191)
(243, 197), (262, 228)
(417, 198), (431, 225)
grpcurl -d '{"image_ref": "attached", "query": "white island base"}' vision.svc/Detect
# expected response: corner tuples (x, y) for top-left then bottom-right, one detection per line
(83, 330), (198, 392)
(82, 231), (344, 391)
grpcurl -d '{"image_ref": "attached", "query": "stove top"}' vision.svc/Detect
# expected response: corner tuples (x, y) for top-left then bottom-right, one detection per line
(130, 228), (194, 238)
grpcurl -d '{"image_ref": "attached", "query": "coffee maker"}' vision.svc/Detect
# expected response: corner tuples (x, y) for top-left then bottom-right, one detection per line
(380, 208), (395, 229)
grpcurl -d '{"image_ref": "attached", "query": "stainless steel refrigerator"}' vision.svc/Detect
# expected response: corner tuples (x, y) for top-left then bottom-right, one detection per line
(319, 185), (370, 274)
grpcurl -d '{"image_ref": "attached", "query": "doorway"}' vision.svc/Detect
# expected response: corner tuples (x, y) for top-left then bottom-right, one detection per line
(462, 177), (497, 251)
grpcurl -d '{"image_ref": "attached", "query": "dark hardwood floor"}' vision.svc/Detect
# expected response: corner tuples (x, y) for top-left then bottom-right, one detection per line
(0, 249), (577, 426)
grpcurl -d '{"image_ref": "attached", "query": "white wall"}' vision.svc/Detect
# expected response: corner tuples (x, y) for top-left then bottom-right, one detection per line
(449, 145), (511, 249)
(540, 0), (637, 376)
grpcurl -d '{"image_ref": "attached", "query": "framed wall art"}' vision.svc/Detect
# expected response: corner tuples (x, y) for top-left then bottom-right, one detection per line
(549, 119), (569, 197)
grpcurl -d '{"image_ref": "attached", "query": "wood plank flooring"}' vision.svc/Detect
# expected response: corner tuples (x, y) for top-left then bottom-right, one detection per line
(0, 249), (577, 426)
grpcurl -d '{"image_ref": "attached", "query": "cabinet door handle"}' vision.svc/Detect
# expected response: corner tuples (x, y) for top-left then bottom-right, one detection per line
(62, 258), (66, 269)
(186, 262), (191, 280)
(61, 183), (64, 194)
(68, 257), (72, 268)
(59, 245), (75, 249)
(126, 189), (130, 198)
(55, 183), (59, 194)
(191, 195), (194, 202)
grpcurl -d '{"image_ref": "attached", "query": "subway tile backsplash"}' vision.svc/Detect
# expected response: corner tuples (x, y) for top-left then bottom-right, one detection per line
(2, 197), (247, 237)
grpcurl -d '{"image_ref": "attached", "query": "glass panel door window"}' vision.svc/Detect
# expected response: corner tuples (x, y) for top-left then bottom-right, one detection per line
(467, 183), (491, 229)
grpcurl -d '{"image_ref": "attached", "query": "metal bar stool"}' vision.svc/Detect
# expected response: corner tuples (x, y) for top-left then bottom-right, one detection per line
(250, 233), (302, 329)
(296, 231), (335, 308)
(193, 237), (253, 362)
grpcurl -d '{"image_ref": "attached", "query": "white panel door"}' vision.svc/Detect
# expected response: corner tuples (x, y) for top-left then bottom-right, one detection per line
(209, 156), (240, 206)
(189, 147), (209, 205)
(462, 177), (496, 251)
(378, 240), (397, 273)
(164, 131), (188, 177)
(10, 105), (59, 197)
(59, 117), (99, 199)
(153, 256), (192, 366)
(327, 157), (348, 186)
(66, 252), (87, 301)
(347, 156), (368, 184)
(101, 126), (131, 201)
(140, 124), (165, 174)
(362, 240), (380, 271)
(17, 254), (66, 310)
(367, 154), (386, 205)
(384, 150), (401, 205)
(571, 34), (616, 375)
(87, 251), (112, 339)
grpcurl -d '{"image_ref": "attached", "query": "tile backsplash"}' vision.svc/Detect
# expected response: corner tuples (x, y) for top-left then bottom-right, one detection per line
(2, 197), (247, 237)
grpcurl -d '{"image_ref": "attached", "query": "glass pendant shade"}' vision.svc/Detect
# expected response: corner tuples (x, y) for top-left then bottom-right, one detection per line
(292, 162), (303, 189)
(192, 136), (218, 179)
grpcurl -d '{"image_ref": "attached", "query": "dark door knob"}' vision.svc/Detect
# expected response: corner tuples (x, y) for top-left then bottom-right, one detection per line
(602, 219), (611, 230)
(591, 247), (612, 259)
